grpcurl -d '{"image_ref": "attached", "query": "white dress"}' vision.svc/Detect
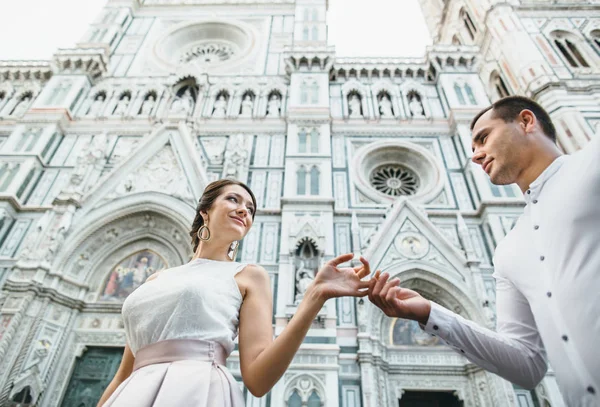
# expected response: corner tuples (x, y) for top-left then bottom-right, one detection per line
(103, 258), (248, 407)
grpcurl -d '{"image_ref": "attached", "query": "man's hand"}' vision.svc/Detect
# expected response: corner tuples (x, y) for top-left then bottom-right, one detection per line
(367, 270), (432, 325)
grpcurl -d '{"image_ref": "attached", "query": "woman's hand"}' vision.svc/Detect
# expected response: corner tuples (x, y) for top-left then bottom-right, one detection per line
(311, 253), (371, 300)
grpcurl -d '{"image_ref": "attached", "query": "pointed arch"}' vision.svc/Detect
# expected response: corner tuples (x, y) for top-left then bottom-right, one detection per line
(301, 81), (309, 104)
(454, 82), (466, 105)
(297, 165), (307, 195)
(310, 128), (319, 153)
(490, 70), (510, 100)
(310, 80), (319, 104)
(551, 30), (591, 68)
(399, 80), (430, 118)
(310, 166), (320, 195)
(298, 128), (307, 153)
(371, 80), (401, 118)
(459, 7), (477, 41)
(590, 29), (600, 52)
(464, 82), (476, 104)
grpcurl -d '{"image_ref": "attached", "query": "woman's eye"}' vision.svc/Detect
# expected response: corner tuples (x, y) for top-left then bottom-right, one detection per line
(228, 196), (237, 202)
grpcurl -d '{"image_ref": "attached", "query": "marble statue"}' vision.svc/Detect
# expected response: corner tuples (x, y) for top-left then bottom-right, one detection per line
(113, 95), (130, 116)
(11, 96), (31, 116)
(409, 94), (425, 117)
(348, 94), (362, 118)
(169, 89), (194, 115)
(295, 261), (315, 302)
(212, 95), (227, 118)
(239, 95), (253, 117)
(266, 94), (281, 117)
(140, 95), (155, 116)
(378, 94), (393, 117)
(87, 94), (105, 116)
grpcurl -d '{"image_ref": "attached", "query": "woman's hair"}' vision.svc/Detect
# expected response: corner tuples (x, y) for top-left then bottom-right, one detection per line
(190, 179), (257, 252)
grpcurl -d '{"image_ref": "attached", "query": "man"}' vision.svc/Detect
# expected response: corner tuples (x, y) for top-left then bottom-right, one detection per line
(368, 96), (599, 406)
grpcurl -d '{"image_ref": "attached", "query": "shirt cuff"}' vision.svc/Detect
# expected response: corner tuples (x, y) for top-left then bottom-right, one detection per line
(422, 301), (455, 340)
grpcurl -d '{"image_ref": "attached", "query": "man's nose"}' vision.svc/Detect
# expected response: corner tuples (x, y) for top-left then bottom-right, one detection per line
(471, 149), (485, 165)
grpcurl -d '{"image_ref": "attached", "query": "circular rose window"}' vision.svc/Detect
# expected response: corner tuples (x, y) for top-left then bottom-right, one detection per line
(370, 164), (419, 196)
(153, 21), (255, 71)
(179, 42), (237, 65)
(352, 140), (444, 204)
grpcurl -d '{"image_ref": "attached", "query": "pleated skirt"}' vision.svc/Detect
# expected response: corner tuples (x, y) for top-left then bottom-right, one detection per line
(102, 339), (245, 407)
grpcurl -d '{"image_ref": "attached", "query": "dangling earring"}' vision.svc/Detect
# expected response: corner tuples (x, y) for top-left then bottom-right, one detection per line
(228, 241), (239, 261)
(197, 221), (211, 241)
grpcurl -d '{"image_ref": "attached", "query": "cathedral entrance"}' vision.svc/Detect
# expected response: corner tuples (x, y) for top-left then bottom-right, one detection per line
(399, 390), (463, 407)
(61, 347), (123, 407)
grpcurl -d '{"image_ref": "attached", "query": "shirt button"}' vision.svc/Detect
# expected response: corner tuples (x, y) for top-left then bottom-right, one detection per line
(562, 335), (568, 342)
(433, 325), (439, 330)
(533, 200), (538, 204)
(546, 292), (552, 298)
(534, 225), (539, 230)
(587, 386), (596, 395)
(527, 190), (531, 194)
(540, 256), (545, 261)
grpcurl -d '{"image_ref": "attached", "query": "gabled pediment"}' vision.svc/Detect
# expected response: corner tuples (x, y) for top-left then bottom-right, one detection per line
(78, 123), (209, 215)
(364, 199), (469, 283)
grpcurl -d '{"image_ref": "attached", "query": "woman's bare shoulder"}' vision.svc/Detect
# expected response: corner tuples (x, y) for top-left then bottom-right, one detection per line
(239, 264), (269, 280)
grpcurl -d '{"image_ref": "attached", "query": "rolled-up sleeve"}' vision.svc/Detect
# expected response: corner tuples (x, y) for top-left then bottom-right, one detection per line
(423, 274), (548, 389)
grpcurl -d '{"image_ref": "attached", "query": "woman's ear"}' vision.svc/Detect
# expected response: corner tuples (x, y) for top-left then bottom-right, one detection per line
(200, 210), (208, 223)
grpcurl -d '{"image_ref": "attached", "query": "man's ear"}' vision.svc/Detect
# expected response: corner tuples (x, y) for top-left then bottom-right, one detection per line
(520, 109), (537, 133)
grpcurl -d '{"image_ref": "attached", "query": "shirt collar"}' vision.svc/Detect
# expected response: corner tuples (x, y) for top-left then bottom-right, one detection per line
(524, 155), (567, 204)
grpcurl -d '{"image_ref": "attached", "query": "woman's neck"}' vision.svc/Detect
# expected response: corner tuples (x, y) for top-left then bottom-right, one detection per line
(192, 241), (232, 262)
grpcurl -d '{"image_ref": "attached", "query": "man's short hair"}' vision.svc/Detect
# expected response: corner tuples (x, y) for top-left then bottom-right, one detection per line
(470, 96), (557, 142)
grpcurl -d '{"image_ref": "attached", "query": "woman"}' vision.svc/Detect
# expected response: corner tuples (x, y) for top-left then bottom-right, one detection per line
(98, 179), (371, 406)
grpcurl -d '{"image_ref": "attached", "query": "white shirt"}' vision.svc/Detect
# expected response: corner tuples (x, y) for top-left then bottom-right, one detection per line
(424, 135), (600, 407)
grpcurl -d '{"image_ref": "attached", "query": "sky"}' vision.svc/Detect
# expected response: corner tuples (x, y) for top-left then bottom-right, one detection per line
(0, 0), (431, 61)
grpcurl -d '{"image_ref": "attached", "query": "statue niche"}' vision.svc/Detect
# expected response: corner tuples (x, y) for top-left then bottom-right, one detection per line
(266, 91), (282, 117)
(407, 90), (425, 117)
(87, 92), (106, 116)
(378, 91), (394, 117)
(139, 92), (156, 116)
(239, 91), (255, 118)
(347, 91), (363, 118)
(169, 84), (198, 116)
(10, 93), (32, 117)
(212, 91), (229, 118)
(113, 93), (131, 116)
(294, 238), (320, 304)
